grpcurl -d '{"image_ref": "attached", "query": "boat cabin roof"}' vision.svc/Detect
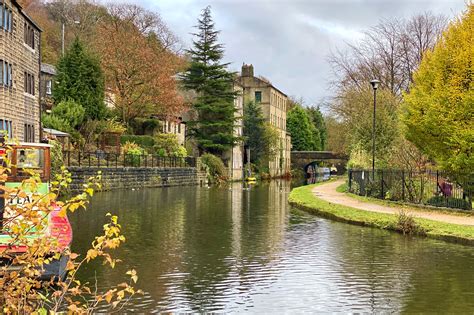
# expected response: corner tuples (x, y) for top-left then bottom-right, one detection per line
(4, 142), (52, 148)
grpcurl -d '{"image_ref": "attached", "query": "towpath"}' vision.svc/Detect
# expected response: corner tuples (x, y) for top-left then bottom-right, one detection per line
(313, 179), (474, 226)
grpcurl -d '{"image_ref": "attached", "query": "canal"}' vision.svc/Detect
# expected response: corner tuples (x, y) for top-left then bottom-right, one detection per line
(70, 180), (474, 313)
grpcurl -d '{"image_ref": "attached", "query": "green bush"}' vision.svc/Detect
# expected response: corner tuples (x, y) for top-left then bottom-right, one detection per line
(201, 153), (227, 182)
(43, 99), (86, 135)
(173, 146), (188, 158)
(120, 135), (155, 150)
(153, 134), (187, 157)
(122, 141), (145, 167)
(426, 196), (472, 210)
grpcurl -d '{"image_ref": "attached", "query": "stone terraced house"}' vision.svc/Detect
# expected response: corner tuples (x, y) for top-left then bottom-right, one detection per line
(0, 0), (41, 142)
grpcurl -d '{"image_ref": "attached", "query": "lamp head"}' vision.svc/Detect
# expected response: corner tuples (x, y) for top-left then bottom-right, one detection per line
(370, 79), (380, 90)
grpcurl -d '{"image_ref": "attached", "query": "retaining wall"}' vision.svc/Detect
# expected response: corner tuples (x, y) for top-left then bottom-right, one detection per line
(68, 167), (208, 193)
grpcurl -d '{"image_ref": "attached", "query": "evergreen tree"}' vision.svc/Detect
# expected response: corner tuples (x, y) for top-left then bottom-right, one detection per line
(287, 105), (320, 151)
(243, 101), (280, 169)
(306, 106), (327, 150)
(53, 37), (105, 120)
(243, 101), (266, 164)
(180, 6), (237, 156)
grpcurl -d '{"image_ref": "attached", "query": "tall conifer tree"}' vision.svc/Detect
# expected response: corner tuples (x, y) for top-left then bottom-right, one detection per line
(181, 6), (237, 156)
(54, 37), (105, 120)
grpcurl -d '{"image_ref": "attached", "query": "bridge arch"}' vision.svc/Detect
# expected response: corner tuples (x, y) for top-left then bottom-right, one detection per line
(291, 151), (349, 175)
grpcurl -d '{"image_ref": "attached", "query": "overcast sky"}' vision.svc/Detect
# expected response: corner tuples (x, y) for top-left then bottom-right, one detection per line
(118, 0), (466, 106)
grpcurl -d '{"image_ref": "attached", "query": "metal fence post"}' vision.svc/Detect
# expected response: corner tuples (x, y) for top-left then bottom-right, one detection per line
(348, 169), (352, 191)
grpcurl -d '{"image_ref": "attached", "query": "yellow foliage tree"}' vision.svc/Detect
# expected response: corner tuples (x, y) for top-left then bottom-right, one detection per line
(402, 4), (474, 173)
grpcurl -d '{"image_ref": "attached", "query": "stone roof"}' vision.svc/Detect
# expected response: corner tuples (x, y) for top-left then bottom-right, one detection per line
(41, 63), (57, 75)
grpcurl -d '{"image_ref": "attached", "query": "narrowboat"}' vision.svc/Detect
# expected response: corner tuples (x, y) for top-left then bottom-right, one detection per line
(0, 141), (72, 281)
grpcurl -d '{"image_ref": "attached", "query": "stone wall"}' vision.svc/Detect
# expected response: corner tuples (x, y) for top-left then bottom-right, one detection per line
(68, 167), (208, 193)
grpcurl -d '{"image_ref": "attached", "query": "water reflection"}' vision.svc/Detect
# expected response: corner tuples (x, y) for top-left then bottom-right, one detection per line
(70, 181), (474, 313)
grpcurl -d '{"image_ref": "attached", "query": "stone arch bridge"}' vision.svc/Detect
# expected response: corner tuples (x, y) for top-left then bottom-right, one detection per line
(291, 151), (349, 175)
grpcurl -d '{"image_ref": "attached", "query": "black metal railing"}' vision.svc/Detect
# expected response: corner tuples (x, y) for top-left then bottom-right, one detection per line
(348, 169), (473, 211)
(63, 151), (197, 169)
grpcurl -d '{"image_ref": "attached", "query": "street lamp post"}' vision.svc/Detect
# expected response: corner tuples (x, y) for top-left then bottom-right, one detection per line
(370, 79), (380, 180)
(61, 20), (80, 55)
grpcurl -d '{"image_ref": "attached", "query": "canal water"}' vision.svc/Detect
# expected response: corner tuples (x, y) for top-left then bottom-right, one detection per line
(70, 180), (474, 313)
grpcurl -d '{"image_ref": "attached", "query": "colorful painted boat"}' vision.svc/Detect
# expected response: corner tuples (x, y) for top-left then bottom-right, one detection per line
(0, 142), (72, 281)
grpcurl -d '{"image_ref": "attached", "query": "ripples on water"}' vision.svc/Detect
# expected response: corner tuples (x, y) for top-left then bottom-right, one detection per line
(70, 181), (474, 313)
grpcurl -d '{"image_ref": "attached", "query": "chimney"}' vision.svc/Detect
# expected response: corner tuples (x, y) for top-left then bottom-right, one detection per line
(241, 63), (254, 77)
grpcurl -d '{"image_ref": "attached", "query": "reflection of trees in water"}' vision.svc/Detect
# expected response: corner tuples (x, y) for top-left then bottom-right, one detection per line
(72, 188), (190, 307)
(177, 180), (292, 311)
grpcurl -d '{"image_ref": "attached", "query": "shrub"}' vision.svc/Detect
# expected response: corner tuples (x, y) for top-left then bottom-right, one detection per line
(173, 146), (188, 158)
(153, 134), (187, 157)
(396, 210), (425, 235)
(426, 196), (472, 210)
(42, 99), (86, 133)
(201, 153), (227, 182)
(122, 141), (144, 166)
(120, 135), (155, 150)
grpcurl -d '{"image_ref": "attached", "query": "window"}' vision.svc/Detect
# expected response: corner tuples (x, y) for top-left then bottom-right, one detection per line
(1, 60), (12, 87)
(255, 91), (262, 103)
(178, 123), (181, 134)
(24, 22), (35, 48)
(1, 4), (12, 33)
(0, 119), (13, 139)
(24, 124), (35, 142)
(17, 148), (44, 169)
(46, 80), (52, 95)
(24, 72), (35, 95)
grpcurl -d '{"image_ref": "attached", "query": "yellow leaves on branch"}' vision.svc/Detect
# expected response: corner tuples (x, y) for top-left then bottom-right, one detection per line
(402, 4), (473, 172)
(0, 158), (138, 312)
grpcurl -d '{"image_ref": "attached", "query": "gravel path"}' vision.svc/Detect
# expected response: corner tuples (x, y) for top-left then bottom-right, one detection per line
(313, 179), (474, 226)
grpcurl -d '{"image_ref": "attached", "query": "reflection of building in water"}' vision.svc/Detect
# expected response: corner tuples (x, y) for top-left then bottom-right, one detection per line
(265, 180), (291, 248)
(230, 182), (243, 258)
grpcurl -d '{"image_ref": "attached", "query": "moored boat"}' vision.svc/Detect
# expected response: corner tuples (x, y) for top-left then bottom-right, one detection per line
(0, 141), (72, 281)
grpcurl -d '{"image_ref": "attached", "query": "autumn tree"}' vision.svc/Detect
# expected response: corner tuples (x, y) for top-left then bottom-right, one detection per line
(54, 37), (106, 120)
(402, 4), (474, 173)
(180, 6), (238, 156)
(22, 0), (107, 65)
(95, 4), (185, 128)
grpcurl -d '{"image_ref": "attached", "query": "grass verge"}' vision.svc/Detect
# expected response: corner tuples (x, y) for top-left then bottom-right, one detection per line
(289, 183), (474, 246)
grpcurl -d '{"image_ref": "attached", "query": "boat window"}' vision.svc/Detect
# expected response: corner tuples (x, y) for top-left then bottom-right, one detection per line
(17, 148), (44, 170)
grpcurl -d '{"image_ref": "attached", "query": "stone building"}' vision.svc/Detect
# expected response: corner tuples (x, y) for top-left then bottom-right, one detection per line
(159, 116), (186, 146)
(40, 63), (55, 112)
(0, 0), (41, 142)
(237, 64), (291, 177)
